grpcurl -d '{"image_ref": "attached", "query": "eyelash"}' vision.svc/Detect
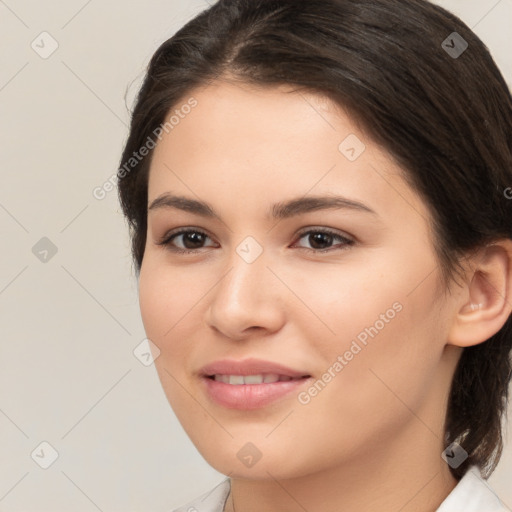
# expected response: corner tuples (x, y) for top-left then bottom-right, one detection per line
(156, 227), (355, 255)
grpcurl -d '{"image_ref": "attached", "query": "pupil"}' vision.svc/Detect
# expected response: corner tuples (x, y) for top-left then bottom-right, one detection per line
(184, 232), (205, 249)
(310, 232), (332, 249)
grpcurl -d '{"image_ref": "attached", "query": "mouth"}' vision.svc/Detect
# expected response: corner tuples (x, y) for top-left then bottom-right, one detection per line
(206, 373), (311, 384)
(201, 372), (312, 410)
(199, 358), (312, 409)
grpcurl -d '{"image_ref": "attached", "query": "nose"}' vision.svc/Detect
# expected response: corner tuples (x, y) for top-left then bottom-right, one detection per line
(205, 245), (286, 340)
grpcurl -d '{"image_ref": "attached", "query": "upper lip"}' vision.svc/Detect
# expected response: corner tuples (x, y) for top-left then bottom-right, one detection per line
(200, 358), (310, 378)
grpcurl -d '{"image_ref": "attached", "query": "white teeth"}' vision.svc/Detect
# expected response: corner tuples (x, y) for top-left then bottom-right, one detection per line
(212, 373), (290, 384)
(244, 374), (265, 384)
(229, 375), (245, 385)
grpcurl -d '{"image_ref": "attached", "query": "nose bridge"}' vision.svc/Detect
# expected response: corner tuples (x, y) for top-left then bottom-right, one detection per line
(218, 235), (269, 307)
(206, 235), (283, 336)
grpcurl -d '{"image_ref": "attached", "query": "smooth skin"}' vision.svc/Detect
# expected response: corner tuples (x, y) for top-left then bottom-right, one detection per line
(138, 79), (512, 512)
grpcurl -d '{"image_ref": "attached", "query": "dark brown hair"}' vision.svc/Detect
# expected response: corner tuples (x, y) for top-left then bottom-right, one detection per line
(117, 0), (512, 480)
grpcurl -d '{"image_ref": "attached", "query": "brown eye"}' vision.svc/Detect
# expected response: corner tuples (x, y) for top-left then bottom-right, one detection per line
(294, 229), (354, 253)
(176, 231), (208, 249)
(157, 229), (217, 253)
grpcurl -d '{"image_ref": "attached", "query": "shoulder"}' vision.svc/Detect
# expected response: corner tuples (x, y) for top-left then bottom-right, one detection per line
(169, 478), (231, 512)
(436, 465), (511, 512)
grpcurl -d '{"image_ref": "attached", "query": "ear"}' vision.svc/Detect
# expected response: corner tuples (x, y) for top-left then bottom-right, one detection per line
(447, 239), (512, 348)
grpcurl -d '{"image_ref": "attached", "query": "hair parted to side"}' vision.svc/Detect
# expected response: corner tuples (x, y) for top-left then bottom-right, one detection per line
(117, 0), (512, 480)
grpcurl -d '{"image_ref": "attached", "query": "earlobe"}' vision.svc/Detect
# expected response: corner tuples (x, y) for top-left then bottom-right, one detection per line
(447, 239), (512, 348)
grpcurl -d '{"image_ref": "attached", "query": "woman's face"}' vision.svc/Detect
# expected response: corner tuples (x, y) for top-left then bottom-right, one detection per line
(138, 81), (462, 480)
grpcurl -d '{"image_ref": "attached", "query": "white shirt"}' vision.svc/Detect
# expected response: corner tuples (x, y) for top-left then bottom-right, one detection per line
(171, 465), (511, 512)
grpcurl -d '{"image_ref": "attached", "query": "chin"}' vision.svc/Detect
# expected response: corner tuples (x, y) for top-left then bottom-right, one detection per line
(195, 441), (313, 481)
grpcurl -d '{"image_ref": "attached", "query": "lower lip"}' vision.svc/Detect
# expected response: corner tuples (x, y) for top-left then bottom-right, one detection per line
(202, 376), (311, 410)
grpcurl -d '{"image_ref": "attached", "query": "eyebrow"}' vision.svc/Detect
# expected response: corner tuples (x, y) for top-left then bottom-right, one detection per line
(147, 193), (378, 220)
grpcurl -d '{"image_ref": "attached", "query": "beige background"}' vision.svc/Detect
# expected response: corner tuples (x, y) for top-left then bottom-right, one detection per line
(0, 1), (511, 510)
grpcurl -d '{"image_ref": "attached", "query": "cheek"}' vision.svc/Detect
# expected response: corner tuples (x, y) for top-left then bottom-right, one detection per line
(138, 259), (201, 411)
(138, 256), (224, 394)
(284, 257), (405, 356)
(138, 263), (166, 341)
(293, 254), (445, 411)
(139, 256), (199, 338)
(316, 285), (444, 433)
(138, 259), (193, 373)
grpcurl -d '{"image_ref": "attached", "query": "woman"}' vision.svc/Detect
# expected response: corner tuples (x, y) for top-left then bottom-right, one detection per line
(117, 0), (512, 510)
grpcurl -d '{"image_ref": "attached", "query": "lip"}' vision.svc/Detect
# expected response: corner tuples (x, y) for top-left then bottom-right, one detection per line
(199, 358), (312, 410)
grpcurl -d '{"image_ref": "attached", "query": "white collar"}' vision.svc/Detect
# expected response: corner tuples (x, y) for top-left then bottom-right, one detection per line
(436, 465), (510, 511)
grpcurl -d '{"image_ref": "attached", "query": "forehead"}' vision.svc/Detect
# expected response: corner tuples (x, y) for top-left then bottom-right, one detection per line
(147, 80), (432, 228)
